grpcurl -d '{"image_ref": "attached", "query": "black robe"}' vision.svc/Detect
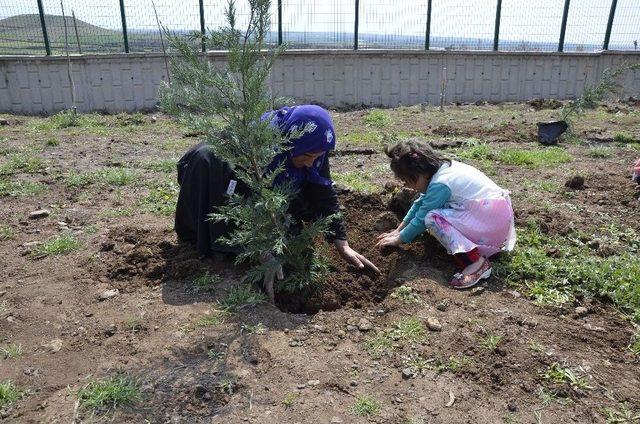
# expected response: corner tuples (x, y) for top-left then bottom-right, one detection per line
(175, 143), (347, 257)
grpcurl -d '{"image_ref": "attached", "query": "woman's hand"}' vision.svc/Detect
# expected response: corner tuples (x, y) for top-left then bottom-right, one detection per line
(375, 233), (403, 249)
(334, 239), (380, 273)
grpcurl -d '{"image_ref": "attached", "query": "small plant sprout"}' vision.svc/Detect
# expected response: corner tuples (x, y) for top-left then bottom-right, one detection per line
(0, 380), (21, 408)
(481, 333), (503, 351)
(193, 271), (221, 291)
(282, 392), (298, 408)
(527, 340), (546, 354)
(543, 363), (593, 391)
(217, 376), (236, 395)
(537, 387), (571, 407)
(207, 349), (223, 360)
(630, 333), (640, 356)
(390, 285), (421, 303)
(218, 285), (266, 312)
(76, 373), (142, 414)
(125, 318), (141, 333)
(1, 343), (23, 359)
(602, 403), (640, 424)
(351, 395), (381, 417)
(241, 323), (267, 335)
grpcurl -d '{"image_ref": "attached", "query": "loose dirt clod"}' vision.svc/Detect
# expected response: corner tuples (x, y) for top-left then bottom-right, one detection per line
(565, 175), (585, 189)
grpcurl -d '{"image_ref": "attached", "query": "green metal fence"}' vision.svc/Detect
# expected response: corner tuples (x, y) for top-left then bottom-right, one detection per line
(0, 0), (638, 56)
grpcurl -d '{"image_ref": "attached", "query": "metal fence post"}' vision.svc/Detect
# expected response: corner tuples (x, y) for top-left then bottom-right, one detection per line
(493, 0), (502, 51)
(199, 0), (206, 52)
(36, 0), (51, 56)
(278, 0), (283, 46)
(425, 0), (432, 50)
(354, 0), (359, 50)
(118, 0), (130, 53)
(558, 0), (571, 52)
(603, 0), (618, 50)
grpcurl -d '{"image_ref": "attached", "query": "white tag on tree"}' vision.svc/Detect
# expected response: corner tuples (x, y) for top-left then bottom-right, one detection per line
(226, 179), (237, 195)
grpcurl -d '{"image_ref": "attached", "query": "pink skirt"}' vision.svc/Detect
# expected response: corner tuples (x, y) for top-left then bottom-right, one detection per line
(424, 194), (516, 257)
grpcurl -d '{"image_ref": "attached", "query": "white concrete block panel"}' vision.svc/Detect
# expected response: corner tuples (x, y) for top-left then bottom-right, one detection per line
(0, 50), (639, 114)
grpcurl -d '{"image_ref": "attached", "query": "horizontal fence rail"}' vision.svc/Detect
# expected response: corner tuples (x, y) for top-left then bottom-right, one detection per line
(0, 0), (638, 56)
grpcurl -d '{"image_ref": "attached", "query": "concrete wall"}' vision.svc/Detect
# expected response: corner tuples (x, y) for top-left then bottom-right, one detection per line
(1, 50), (639, 114)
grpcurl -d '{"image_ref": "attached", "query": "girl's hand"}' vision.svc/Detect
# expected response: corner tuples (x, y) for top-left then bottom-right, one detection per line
(375, 233), (403, 249)
(334, 239), (380, 273)
(375, 223), (405, 243)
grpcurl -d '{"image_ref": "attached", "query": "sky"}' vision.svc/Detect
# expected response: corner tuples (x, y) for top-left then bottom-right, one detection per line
(2, 0), (639, 49)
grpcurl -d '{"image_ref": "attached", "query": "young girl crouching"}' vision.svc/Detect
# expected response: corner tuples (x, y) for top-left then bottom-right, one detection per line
(376, 140), (516, 289)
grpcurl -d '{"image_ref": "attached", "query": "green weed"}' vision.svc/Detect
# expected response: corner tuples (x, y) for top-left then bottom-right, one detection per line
(45, 138), (59, 147)
(351, 395), (381, 417)
(0, 380), (21, 408)
(614, 132), (636, 144)
(629, 334), (640, 356)
(114, 112), (145, 127)
(0, 179), (45, 197)
(433, 355), (471, 374)
(365, 317), (426, 358)
(241, 323), (267, 334)
(282, 392), (298, 408)
(457, 143), (492, 160)
(497, 147), (572, 168)
(587, 147), (613, 158)
(77, 373), (142, 413)
(207, 349), (224, 360)
(218, 285), (266, 311)
(543, 363), (592, 391)
(196, 311), (227, 327)
(481, 333), (503, 351)
(0, 225), (13, 241)
(332, 171), (379, 193)
(363, 109), (391, 128)
(494, 222), (640, 322)
(33, 110), (106, 131)
(139, 180), (179, 216)
(193, 271), (221, 291)
(140, 158), (177, 173)
(1, 343), (22, 359)
(537, 387), (571, 407)
(341, 131), (384, 146)
(217, 375), (236, 395)
(0, 152), (46, 175)
(32, 233), (80, 258)
(390, 285), (421, 303)
(602, 403), (640, 423)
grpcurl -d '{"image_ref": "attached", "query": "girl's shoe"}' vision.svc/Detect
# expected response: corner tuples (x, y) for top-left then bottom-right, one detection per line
(449, 258), (492, 289)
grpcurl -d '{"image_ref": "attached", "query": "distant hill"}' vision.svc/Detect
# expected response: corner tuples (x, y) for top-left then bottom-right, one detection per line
(0, 14), (117, 38)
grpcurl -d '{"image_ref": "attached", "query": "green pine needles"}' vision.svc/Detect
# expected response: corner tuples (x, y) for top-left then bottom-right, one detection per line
(159, 0), (333, 295)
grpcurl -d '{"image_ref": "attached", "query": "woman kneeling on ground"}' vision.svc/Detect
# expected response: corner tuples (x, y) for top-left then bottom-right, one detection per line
(175, 105), (379, 298)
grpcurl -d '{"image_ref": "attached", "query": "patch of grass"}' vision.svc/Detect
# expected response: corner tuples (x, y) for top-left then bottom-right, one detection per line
(0, 380), (21, 408)
(0, 179), (45, 197)
(45, 138), (59, 147)
(0, 225), (13, 241)
(140, 158), (177, 173)
(332, 171), (379, 193)
(390, 285), (421, 303)
(351, 395), (381, 417)
(613, 132), (636, 144)
(537, 387), (571, 407)
(602, 403), (640, 423)
(282, 392), (298, 408)
(99, 168), (136, 186)
(365, 317), (426, 358)
(102, 207), (134, 218)
(587, 147), (613, 158)
(481, 333), (503, 351)
(363, 109), (391, 128)
(341, 131), (384, 146)
(433, 355), (471, 374)
(32, 233), (80, 258)
(457, 143), (492, 160)
(193, 271), (221, 291)
(543, 363), (592, 391)
(64, 171), (98, 188)
(33, 110), (106, 131)
(630, 334), (640, 356)
(114, 112), (145, 127)
(241, 322), (267, 334)
(139, 180), (179, 216)
(196, 311), (227, 327)
(77, 373), (142, 414)
(497, 147), (572, 168)
(1, 343), (22, 359)
(218, 285), (266, 312)
(494, 222), (640, 322)
(0, 152), (46, 175)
